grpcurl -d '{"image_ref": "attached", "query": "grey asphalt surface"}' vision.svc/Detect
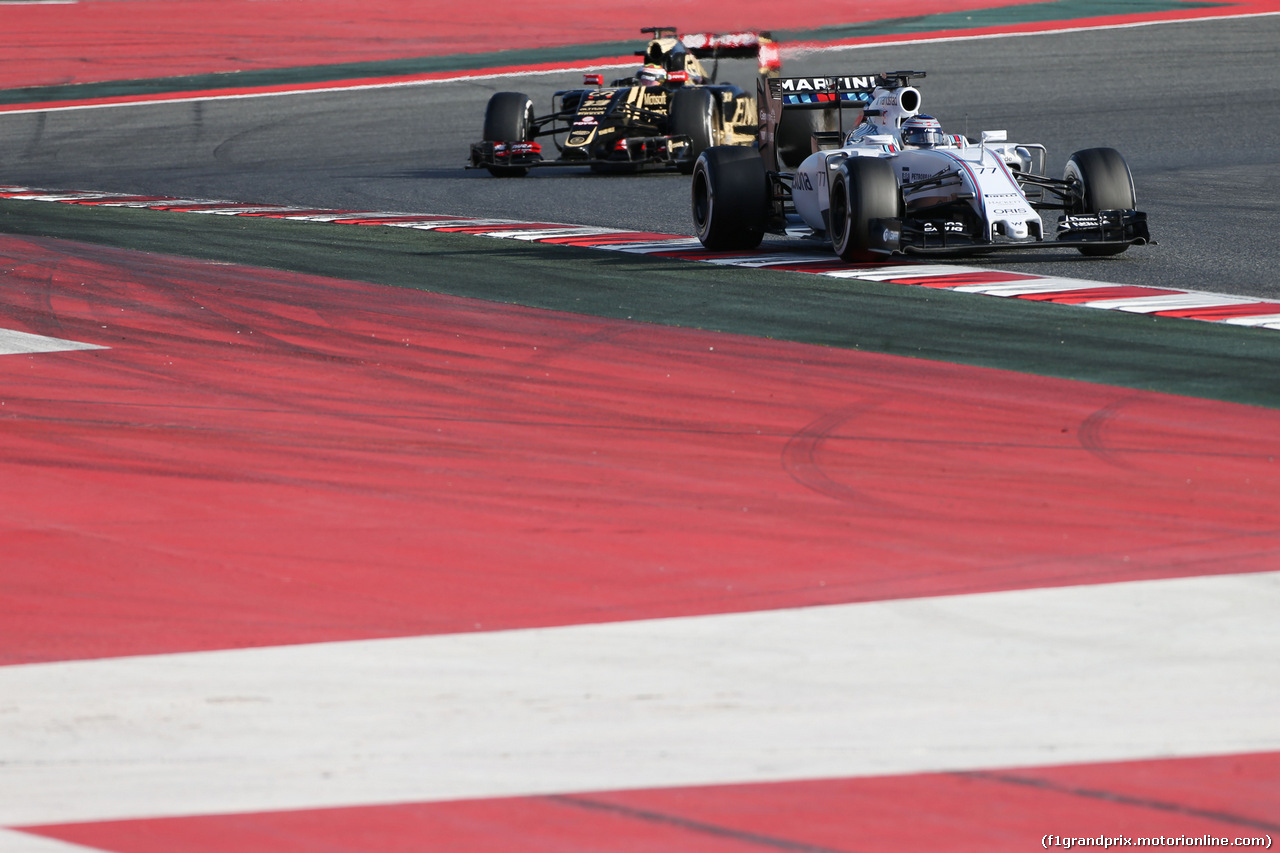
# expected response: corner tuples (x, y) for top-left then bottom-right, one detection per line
(1, 15), (1277, 298)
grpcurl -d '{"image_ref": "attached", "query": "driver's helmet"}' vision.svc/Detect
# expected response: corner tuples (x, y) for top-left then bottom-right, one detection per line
(900, 114), (946, 148)
(638, 63), (667, 87)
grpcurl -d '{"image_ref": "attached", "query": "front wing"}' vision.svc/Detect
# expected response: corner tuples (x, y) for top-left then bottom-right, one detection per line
(869, 209), (1151, 256)
(468, 135), (695, 171)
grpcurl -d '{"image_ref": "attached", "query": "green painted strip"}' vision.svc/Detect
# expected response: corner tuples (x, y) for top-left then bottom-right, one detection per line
(2, 198), (1277, 410)
(0, 0), (1224, 106)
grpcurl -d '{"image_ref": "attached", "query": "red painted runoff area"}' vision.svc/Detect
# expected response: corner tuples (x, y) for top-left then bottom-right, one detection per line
(25, 752), (1280, 852)
(7, 1), (1280, 93)
(0, 0), (1045, 89)
(3, 232), (1280, 666)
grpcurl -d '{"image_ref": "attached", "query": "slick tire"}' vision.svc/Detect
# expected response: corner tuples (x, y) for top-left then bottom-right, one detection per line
(482, 92), (534, 177)
(830, 157), (900, 263)
(691, 146), (768, 251)
(670, 88), (718, 175)
(1065, 147), (1136, 256)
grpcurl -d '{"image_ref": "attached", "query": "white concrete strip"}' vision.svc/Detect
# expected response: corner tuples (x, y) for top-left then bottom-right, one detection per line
(395, 217), (527, 229)
(697, 252), (839, 267)
(76, 199), (212, 209)
(952, 279), (1124, 296)
(0, 831), (101, 853)
(1082, 293), (1261, 312)
(598, 238), (706, 252)
(0, 192), (116, 202)
(821, 263), (978, 281)
(1, 572), (1276, 827)
(183, 205), (298, 216)
(273, 212), (390, 222)
(478, 227), (633, 241)
(1223, 313), (1280, 327)
(0, 328), (104, 356)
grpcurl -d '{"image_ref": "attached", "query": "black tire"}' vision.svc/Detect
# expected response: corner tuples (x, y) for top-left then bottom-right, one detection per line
(482, 92), (534, 177)
(691, 146), (768, 251)
(670, 88), (717, 175)
(829, 157), (901, 263)
(1064, 147), (1136, 255)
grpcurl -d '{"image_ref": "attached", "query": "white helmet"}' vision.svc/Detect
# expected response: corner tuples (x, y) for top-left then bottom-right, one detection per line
(638, 63), (667, 87)
(901, 114), (946, 148)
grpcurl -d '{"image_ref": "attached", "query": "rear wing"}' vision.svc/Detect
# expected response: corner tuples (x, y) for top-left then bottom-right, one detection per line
(758, 71), (925, 169)
(681, 31), (782, 76)
(635, 27), (782, 78)
(766, 71), (924, 106)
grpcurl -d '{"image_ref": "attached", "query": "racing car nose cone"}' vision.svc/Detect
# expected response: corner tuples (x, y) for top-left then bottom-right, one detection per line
(1002, 219), (1030, 240)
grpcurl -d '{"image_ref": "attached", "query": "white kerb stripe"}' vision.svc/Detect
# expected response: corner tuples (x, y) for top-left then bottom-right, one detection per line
(1082, 293), (1262, 312)
(1224, 313), (1280, 327)
(0, 571), (1276, 827)
(0, 328), (104, 356)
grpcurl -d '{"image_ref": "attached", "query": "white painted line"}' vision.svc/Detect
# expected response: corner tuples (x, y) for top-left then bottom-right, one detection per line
(0, 328), (104, 356)
(1, 571), (1276, 826)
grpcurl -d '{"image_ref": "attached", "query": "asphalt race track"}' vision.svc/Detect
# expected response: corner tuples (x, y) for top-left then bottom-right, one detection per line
(1, 3), (1279, 852)
(0, 15), (1278, 297)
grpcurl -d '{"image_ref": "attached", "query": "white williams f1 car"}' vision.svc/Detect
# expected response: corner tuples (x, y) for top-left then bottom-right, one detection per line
(691, 70), (1151, 259)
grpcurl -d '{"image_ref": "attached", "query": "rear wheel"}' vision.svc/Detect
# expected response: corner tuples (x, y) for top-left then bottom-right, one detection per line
(1064, 147), (1136, 255)
(691, 146), (768, 251)
(830, 157), (900, 262)
(482, 92), (534, 177)
(670, 88), (717, 175)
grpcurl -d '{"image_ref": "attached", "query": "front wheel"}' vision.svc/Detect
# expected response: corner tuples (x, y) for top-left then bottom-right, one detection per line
(482, 91), (534, 177)
(1064, 147), (1136, 255)
(691, 146), (768, 251)
(830, 157), (900, 263)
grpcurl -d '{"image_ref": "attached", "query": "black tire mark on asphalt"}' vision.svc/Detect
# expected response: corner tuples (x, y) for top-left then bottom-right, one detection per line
(1078, 397), (1142, 470)
(549, 794), (864, 853)
(957, 769), (1280, 832)
(782, 403), (917, 517)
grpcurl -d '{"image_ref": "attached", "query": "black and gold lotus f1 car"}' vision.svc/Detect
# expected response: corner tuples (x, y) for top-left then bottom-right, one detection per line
(467, 27), (780, 176)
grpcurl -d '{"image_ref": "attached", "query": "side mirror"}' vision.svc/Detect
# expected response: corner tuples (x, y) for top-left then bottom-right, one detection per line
(981, 130), (1008, 143)
(583, 74), (604, 87)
